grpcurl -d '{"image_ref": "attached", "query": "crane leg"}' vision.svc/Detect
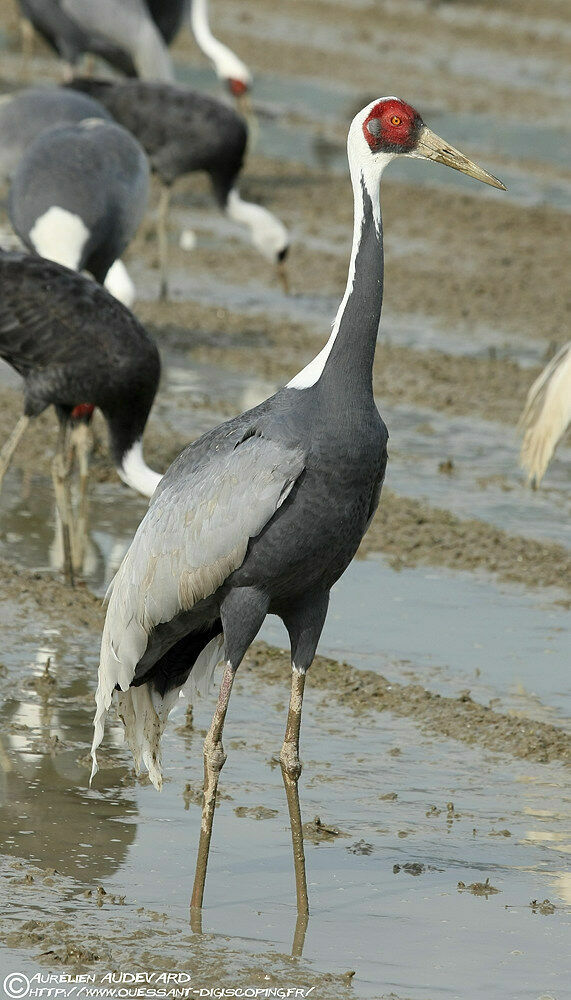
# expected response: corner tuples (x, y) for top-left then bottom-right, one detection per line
(190, 661), (236, 911)
(157, 185), (172, 301)
(70, 421), (92, 572)
(51, 423), (75, 587)
(0, 415), (30, 494)
(280, 667), (309, 917)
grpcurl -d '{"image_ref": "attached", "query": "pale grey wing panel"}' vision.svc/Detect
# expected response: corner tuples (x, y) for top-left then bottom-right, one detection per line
(92, 433), (305, 771)
(63, 0), (174, 80)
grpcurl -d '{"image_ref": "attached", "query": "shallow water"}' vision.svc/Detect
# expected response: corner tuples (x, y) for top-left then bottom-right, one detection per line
(0, 582), (570, 998)
(177, 63), (571, 212)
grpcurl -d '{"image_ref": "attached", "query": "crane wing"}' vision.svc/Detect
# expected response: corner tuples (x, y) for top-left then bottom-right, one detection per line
(92, 428), (306, 786)
(0, 251), (145, 374)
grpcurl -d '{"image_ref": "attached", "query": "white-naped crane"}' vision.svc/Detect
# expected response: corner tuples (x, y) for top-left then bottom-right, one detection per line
(66, 77), (289, 299)
(16, 0), (252, 102)
(9, 117), (150, 307)
(0, 252), (161, 584)
(519, 342), (571, 488)
(90, 97), (504, 917)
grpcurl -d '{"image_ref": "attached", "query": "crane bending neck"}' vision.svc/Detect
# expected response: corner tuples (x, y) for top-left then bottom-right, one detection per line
(190, 0), (251, 85)
(118, 439), (162, 498)
(287, 157), (386, 392)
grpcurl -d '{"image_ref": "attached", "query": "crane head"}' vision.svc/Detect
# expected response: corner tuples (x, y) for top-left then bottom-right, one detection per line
(359, 97), (506, 190)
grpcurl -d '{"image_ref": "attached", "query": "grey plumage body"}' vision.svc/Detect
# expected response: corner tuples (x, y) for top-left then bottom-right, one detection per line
(9, 119), (150, 290)
(130, 382), (386, 697)
(0, 87), (113, 184)
(66, 77), (247, 202)
(17, 0), (173, 80)
(0, 251), (160, 473)
(17, 0), (251, 94)
(92, 96), (504, 915)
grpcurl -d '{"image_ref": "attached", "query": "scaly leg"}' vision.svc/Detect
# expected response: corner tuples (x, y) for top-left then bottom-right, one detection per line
(0, 415), (30, 493)
(157, 184), (172, 301)
(280, 667), (309, 916)
(70, 422), (92, 572)
(51, 423), (75, 587)
(190, 661), (236, 911)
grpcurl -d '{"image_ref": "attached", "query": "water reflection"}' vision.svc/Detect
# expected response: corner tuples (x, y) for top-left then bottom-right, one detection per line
(0, 629), (138, 882)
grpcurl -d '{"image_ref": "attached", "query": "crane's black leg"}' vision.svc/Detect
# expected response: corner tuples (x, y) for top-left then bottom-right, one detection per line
(157, 184), (172, 301)
(280, 592), (330, 918)
(191, 588), (269, 914)
(0, 415), (30, 493)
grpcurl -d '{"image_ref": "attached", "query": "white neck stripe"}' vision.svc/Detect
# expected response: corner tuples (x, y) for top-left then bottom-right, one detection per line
(118, 439), (162, 498)
(287, 134), (391, 391)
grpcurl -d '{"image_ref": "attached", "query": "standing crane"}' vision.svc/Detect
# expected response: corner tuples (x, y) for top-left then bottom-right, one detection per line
(90, 97), (504, 915)
(66, 77), (289, 299)
(0, 252), (161, 582)
(519, 342), (571, 487)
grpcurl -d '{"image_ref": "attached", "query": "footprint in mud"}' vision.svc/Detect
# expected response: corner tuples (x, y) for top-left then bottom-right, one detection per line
(346, 840), (374, 855)
(234, 805), (279, 820)
(302, 815), (348, 842)
(457, 877), (500, 897)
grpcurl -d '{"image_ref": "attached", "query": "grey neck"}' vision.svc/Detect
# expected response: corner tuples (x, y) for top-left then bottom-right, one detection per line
(287, 170), (384, 406)
(318, 177), (383, 401)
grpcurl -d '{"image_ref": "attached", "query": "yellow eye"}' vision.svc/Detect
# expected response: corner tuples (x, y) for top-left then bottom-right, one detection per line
(390, 115), (402, 126)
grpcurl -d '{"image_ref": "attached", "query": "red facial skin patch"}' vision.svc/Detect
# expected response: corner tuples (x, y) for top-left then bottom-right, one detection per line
(71, 403), (95, 421)
(228, 78), (248, 97)
(362, 98), (422, 153)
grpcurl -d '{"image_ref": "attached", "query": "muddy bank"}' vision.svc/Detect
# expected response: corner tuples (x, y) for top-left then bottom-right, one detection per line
(134, 167), (571, 353)
(2, 372), (568, 594)
(244, 642), (571, 766)
(361, 489), (571, 596)
(0, 560), (568, 767)
(1, 864), (354, 994)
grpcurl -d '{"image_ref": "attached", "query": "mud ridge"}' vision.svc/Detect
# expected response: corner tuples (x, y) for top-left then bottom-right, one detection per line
(244, 642), (571, 766)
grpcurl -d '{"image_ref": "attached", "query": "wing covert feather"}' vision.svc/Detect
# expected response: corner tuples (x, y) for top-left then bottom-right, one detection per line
(91, 432), (305, 779)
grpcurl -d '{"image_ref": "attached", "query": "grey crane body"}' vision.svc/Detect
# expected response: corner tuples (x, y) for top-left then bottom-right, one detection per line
(18, 0), (251, 92)
(133, 386), (386, 695)
(0, 87), (113, 184)
(0, 251), (160, 477)
(66, 77), (246, 200)
(18, 0), (142, 76)
(9, 119), (150, 294)
(92, 97), (504, 915)
(131, 183), (387, 697)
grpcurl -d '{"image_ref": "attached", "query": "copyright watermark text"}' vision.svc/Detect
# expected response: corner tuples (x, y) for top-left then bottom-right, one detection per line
(3, 974), (316, 1000)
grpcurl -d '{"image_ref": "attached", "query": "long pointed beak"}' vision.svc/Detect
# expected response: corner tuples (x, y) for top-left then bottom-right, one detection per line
(414, 125), (506, 190)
